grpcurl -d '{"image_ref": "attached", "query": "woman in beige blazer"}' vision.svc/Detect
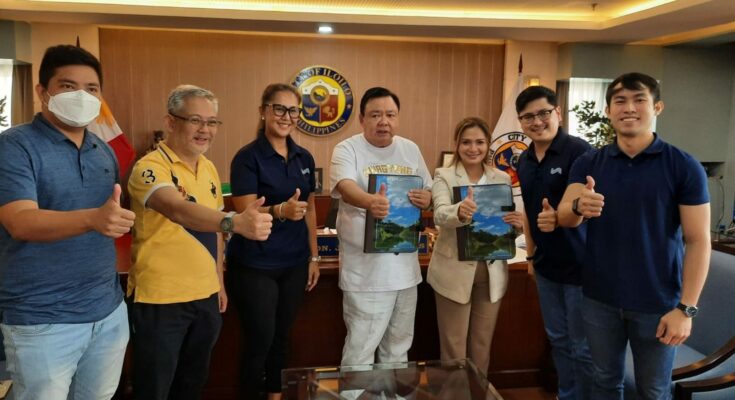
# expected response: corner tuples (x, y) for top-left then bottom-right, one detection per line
(427, 117), (522, 375)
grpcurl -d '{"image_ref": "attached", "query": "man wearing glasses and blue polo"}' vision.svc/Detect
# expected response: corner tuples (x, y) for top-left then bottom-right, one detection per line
(126, 85), (272, 399)
(516, 85), (594, 400)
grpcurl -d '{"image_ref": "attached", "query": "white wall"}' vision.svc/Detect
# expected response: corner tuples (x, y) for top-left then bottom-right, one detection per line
(557, 43), (663, 80)
(658, 46), (734, 162)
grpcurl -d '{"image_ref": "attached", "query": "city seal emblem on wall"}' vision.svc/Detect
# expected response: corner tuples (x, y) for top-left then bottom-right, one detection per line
(291, 66), (354, 136)
(488, 131), (532, 196)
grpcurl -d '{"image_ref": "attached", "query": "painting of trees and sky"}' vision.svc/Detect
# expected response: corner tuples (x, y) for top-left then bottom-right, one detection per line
(365, 174), (423, 253)
(455, 184), (515, 260)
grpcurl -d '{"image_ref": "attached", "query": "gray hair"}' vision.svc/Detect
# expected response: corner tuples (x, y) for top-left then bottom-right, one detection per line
(167, 84), (219, 114)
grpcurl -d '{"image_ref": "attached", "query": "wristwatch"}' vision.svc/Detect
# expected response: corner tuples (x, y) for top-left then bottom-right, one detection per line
(219, 211), (236, 233)
(309, 255), (322, 263)
(676, 302), (699, 318)
(572, 197), (583, 216)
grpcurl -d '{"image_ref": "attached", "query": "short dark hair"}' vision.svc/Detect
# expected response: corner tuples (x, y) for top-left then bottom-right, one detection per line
(515, 85), (557, 114)
(39, 45), (103, 89)
(359, 87), (400, 115)
(605, 72), (661, 106)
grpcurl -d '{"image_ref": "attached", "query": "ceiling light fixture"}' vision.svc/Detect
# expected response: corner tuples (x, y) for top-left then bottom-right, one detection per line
(318, 25), (333, 34)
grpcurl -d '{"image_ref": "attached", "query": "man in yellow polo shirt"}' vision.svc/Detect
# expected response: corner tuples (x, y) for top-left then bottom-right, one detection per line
(127, 85), (272, 400)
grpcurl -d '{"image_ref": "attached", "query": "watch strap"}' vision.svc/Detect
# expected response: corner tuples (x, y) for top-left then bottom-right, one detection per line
(676, 302), (698, 317)
(572, 197), (583, 216)
(221, 211), (236, 233)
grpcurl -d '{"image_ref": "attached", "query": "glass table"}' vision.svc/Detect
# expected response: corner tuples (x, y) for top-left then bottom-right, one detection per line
(282, 359), (503, 399)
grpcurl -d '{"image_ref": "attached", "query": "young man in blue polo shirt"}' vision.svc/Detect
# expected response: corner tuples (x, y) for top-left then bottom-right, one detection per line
(0, 45), (136, 399)
(558, 72), (711, 400)
(516, 85), (593, 400)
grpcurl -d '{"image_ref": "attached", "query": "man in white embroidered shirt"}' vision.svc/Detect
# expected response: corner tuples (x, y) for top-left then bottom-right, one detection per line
(329, 87), (433, 367)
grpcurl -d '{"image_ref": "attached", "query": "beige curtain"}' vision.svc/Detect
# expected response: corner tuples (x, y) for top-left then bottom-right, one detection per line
(12, 64), (33, 125)
(555, 80), (569, 131)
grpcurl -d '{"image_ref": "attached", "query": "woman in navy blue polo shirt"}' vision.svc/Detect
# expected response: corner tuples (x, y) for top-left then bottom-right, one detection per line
(226, 83), (319, 400)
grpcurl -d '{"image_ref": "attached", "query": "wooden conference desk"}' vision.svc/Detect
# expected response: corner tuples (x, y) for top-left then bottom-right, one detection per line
(114, 256), (549, 399)
(113, 195), (550, 399)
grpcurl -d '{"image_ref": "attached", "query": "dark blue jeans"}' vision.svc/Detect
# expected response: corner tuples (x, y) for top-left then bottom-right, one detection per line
(535, 273), (593, 400)
(582, 296), (676, 400)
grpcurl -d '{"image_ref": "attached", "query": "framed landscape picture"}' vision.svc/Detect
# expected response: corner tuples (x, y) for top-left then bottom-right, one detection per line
(453, 184), (516, 261)
(364, 174), (424, 253)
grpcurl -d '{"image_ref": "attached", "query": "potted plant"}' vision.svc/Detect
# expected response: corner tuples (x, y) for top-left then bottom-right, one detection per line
(0, 96), (8, 129)
(571, 100), (614, 149)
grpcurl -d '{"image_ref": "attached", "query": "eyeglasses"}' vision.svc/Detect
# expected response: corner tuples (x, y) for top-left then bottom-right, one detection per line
(169, 113), (223, 128)
(518, 108), (555, 124)
(265, 103), (302, 119)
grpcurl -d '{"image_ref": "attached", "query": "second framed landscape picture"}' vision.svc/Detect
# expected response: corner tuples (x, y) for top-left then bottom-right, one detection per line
(453, 184), (516, 261)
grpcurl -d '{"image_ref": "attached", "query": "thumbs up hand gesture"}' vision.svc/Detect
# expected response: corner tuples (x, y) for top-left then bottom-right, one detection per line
(95, 184), (136, 238)
(457, 186), (477, 222)
(537, 198), (557, 232)
(369, 183), (390, 219)
(579, 176), (605, 218)
(234, 196), (272, 241)
(282, 188), (309, 221)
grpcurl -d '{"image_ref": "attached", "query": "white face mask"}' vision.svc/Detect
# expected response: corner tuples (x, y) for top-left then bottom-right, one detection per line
(47, 90), (101, 128)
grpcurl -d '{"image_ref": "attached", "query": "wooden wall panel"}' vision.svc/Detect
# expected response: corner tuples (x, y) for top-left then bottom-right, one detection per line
(99, 29), (504, 184)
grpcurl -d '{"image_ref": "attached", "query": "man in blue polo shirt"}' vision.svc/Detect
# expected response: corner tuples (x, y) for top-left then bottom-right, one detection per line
(0, 45), (136, 399)
(516, 85), (593, 400)
(558, 72), (711, 400)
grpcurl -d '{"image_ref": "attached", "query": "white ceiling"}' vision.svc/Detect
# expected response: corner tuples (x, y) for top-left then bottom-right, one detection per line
(2, 0), (735, 45)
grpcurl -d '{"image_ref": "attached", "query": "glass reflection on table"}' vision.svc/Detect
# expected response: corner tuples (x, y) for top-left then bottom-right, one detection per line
(282, 358), (503, 399)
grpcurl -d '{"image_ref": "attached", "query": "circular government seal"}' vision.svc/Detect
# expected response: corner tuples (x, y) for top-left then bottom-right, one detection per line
(488, 131), (532, 195)
(291, 66), (354, 136)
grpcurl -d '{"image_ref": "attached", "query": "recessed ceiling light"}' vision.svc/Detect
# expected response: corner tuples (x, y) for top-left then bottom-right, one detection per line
(318, 25), (333, 34)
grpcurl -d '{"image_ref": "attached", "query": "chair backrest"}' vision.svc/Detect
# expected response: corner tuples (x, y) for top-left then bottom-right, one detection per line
(325, 198), (339, 229)
(686, 250), (735, 355)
